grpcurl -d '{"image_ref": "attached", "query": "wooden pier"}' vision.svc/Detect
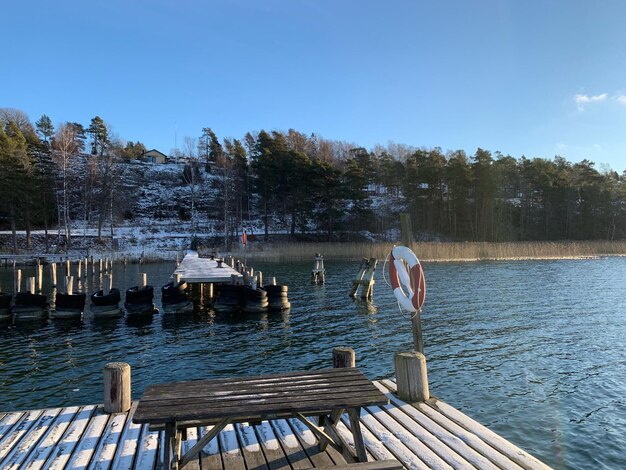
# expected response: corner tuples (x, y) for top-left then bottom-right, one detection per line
(174, 251), (242, 284)
(0, 378), (550, 470)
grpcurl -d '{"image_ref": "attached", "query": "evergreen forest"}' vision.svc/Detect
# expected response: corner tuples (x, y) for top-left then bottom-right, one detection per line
(1, 107), (626, 252)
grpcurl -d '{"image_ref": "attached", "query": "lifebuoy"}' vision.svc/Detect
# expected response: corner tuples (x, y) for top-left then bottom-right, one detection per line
(388, 245), (426, 312)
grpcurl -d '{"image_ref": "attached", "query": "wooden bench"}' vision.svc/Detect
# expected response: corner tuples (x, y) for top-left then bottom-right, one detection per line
(133, 368), (389, 469)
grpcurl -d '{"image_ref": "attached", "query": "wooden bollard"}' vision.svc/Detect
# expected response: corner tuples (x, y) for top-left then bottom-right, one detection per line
(103, 274), (112, 295)
(51, 263), (57, 287)
(15, 269), (22, 293)
(394, 351), (430, 402)
(139, 272), (147, 288)
(37, 263), (43, 293)
(65, 276), (74, 295)
(257, 271), (263, 288)
(333, 347), (356, 368)
(104, 362), (131, 413)
(271, 277), (276, 286)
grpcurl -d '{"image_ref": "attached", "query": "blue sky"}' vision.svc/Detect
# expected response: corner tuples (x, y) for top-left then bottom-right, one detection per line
(2, 0), (626, 171)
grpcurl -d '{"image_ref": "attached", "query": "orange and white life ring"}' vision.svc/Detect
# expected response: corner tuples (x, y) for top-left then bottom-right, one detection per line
(388, 245), (426, 312)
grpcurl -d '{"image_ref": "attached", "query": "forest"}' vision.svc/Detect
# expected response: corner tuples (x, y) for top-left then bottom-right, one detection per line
(1, 107), (626, 253)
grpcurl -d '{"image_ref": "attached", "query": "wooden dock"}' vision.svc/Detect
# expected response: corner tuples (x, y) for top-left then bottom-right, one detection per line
(0, 379), (551, 470)
(174, 251), (243, 284)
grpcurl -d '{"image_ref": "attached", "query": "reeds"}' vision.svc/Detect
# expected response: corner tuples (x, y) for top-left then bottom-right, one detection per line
(237, 240), (626, 262)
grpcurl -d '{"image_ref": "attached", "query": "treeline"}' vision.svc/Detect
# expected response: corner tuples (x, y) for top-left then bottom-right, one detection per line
(1, 106), (626, 253)
(206, 129), (626, 243)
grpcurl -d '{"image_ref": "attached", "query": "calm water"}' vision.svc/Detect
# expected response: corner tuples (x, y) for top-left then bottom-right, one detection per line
(1, 257), (625, 469)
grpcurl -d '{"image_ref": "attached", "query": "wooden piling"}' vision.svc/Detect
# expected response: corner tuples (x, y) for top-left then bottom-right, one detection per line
(333, 347), (356, 368)
(103, 362), (131, 413)
(15, 269), (22, 293)
(311, 254), (325, 284)
(51, 263), (57, 287)
(270, 277), (276, 286)
(37, 263), (43, 293)
(99, 258), (103, 273)
(28, 277), (36, 294)
(77, 259), (82, 279)
(394, 351), (430, 402)
(84, 257), (89, 276)
(257, 271), (263, 288)
(65, 276), (74, 295)
(65, 259), (71, 276)
(103, 274), (111, 295)
(139, 273), (147, 288)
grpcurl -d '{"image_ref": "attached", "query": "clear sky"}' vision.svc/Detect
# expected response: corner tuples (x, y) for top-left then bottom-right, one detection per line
(2, 0), (626, 171)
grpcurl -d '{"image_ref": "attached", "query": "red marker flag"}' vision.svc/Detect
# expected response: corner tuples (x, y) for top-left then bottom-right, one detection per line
(242, 231), (247, 245)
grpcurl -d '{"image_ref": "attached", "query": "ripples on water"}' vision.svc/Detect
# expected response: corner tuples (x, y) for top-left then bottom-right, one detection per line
(1, 257), (625, 469)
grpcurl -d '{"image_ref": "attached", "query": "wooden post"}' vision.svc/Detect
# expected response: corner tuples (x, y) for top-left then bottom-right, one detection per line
(65, 276), (74, 295)
(104, 274), (112, 295)
(65, 259), (71, 276)
(28, 277), (36, 294)
(349, 259), (369, 298)
(99, 258), (103, 273)
(333, 347), (356, 368)
(15, 269), (22, 293)
(85, 257), (89, 276)
(139, 272), (147, 288)
(173, 273), (181, 284)
(271, 277), (276, 286)
(37, 262), (43, 293)
(257, 271), (263, 288)
(77, 259), (82, 279)
(394, 351), (429, 402)
(103, 362), (131, 413)
(400, 213), (423, 354)
(207, 283), (214, 298)
(51, 263), (57, 287)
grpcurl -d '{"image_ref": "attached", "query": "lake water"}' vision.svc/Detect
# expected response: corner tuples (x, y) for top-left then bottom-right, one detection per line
(1, 256), (625, 469)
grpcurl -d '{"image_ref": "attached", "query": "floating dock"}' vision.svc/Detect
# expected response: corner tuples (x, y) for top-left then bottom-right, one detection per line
(173, 251), (242, 284)
(0, 379), (550, 470)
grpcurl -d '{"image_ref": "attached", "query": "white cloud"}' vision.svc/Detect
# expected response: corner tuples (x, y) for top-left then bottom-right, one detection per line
(574, 93), (607, 110)
(615, 95), (626, 105)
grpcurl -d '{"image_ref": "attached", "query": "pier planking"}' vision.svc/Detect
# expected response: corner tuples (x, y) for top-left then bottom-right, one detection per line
(0, 380), (552, 469)
(174, 251), (243, 284)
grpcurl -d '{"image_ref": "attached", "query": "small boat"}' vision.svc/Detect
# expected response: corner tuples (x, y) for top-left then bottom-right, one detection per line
(90, 288), (123, 318)
(125, 285), (157, 317)
(161, 281), (193, 314)
(13, 292), (48, 321)
(52, 292), (86, 319)
(0, 292), (12, 322)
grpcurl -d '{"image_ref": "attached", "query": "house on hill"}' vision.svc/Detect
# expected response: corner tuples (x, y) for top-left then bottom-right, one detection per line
(142, 149), (168, 164)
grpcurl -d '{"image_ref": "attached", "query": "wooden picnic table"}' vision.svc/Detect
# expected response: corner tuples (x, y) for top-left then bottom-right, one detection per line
(133, 367), (389, 469)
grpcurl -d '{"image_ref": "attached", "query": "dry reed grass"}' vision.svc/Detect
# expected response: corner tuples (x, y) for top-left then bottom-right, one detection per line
(237, 240), (626, 263)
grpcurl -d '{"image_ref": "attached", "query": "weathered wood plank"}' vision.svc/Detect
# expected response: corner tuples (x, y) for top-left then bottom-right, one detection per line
(198, 425), (223, 470)
(22, 406), (80, 470)
(109, 403), (143, 470)
(235, 422), (268, 470)
(425, 399), (551, 470)
(270, 418), (312, 469)
(87, 408), (129, 469)
(46, 405), (98, 470)
(254, 420), (291, 470)
(341, 410), (429, 470)
(287, 417), (336, 468)
(378, 383), (500, 469)
(219, 423), (246, 470)
(0, 412), (25, 442)
(0, 409), (44, 464)
(132, 424), (159, 470)
(64, 406), (110, 469)
(0, 407), (62, 469)
(180, 426), (200, 470)
(382, 379), (548, 470)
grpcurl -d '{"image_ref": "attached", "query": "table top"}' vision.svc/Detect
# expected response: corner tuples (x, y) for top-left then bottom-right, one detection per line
(133, 368), (388, 425)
